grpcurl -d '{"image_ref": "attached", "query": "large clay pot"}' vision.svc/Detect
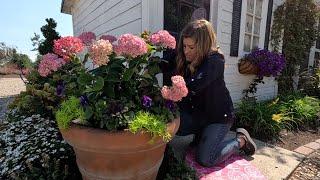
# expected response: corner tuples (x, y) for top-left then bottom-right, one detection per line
(238, 59), (259, 75)
(60, 118), (180, 180)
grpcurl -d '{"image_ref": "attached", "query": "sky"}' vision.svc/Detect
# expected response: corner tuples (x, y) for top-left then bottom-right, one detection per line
(0, 0), (73, 61)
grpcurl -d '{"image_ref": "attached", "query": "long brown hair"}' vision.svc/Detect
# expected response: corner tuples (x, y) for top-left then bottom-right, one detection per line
(176, 19), (219, 76)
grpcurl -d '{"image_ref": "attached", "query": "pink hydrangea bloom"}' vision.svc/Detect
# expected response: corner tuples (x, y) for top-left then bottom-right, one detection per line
(161, 75), (188, 102)
(53, 36), (84, 61)
(38, 53), (66, 77)
(78, 32), (96, 45)
(88, 39), (113, 66)
(114, 34), (147, 58)
(150, 30), (176, 49)
(100, 35), (117, 43)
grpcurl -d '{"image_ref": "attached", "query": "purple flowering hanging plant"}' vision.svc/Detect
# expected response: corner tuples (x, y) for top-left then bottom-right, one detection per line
(245, 48), (286, 78)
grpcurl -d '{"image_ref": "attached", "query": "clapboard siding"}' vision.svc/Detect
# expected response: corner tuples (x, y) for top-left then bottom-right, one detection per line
(72, 0), (142, 36)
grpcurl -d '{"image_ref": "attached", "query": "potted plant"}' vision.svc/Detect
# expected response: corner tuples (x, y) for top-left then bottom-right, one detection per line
(240, 49), (286, 100)
(238, 49), (286, 77)
(37, 30), (188, 180)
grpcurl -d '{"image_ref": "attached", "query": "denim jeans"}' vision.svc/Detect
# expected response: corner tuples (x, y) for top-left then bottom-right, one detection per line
(177, 111), (240, 167)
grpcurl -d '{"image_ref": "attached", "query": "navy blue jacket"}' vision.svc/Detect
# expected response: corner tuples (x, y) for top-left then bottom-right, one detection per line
(178, 52), (234, 127)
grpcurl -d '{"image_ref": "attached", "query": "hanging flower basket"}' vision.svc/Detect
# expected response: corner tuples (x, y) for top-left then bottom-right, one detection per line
(238, 59), (259, 75)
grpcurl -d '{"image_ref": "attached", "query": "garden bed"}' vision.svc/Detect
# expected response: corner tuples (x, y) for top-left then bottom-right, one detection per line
(268, 127), (320, 180)
(269, 128), (320, 151)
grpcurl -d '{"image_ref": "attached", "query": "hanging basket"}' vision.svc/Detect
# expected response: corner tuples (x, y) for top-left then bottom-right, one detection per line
(238, 59), (259, 75)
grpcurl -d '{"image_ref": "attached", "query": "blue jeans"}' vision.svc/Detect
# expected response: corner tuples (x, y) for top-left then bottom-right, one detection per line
(177, 111), (240, 167)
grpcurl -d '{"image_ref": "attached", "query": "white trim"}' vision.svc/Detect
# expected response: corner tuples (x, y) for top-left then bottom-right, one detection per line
(308, 19), (320, 68)
(216, 0), (223, 46)
(258, 0), (268, 48)
(142, 0), (150, 31)
(148, 0), (164, 32)
(210, 0), (219, 33)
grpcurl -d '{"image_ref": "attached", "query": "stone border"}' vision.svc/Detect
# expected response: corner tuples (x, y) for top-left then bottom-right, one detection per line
(294, 139), (320, 155)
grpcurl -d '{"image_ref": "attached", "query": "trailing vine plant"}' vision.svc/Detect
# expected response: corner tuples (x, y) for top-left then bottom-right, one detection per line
(243, 77), (264, 100)
(271, 0), (318, 93)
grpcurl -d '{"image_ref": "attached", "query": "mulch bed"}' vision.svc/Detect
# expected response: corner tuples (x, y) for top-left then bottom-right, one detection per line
(268, 128), (320, 180)
(270, 128), (320, 151)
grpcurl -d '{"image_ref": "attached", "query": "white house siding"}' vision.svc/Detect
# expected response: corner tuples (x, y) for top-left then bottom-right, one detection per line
(214, 0), (279, 103)
(72, 0), (143, 37)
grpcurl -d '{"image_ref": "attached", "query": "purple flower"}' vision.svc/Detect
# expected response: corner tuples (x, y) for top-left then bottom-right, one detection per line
(246, 48), (286, 77)
(165, 100), (175, 112)
(56, 81), (65, 97)
(142, 95), (152, 108)
(80, 95), (89, 107)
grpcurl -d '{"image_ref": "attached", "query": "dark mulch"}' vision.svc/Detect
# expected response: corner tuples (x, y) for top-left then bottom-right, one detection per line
(269, 128), (320, 151)
(268, 127), (320, 180)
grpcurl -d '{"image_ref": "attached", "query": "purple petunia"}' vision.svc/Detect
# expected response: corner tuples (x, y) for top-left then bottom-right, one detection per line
(80, 95), (89, 107)
(56, 81), (65, 97)
(142, 95), (152, 108)
(165, 100), (175, 112)
(246, 49), (286, 78)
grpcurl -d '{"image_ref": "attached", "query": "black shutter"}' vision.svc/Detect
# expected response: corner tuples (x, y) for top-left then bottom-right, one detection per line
(230, 0), (243, 57)
(264, 0), (273, 50)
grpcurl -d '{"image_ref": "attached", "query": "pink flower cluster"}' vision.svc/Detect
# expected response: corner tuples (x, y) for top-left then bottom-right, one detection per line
(114, 34), (147, 58)
(78, 32), (96, 45)
(161, 75), (188, 102)
(53, 36), (84, 61)
(38, 53), (66, 77)
(150, 30), (176, 49)
(100, 35), (117, 43)
(88, 39), (113, 66)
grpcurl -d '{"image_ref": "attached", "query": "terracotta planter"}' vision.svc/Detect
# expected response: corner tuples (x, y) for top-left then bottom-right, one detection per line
(60, 118), (180, 180)
(238, 59), (259, 75)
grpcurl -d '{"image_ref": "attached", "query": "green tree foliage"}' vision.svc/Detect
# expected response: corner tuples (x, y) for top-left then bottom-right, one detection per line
(11, 53), (32, 69)
(271, 0), (318, 92)
(38, 18), (61, 55)
(0, 42), (16, 66)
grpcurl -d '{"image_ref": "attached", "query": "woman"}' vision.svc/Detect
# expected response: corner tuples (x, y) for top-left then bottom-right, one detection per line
(175, 19), (257, 167)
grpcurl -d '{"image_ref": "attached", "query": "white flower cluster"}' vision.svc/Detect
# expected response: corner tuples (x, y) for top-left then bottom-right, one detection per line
(0, 114), (74, 179)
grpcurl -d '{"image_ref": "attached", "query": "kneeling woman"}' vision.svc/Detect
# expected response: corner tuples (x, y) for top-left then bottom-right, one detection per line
(175, 19), (256, 167)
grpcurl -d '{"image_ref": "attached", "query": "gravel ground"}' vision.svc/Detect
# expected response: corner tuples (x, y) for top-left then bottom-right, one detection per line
(0, 75), (26, 121)
(288, 149), (320, 180)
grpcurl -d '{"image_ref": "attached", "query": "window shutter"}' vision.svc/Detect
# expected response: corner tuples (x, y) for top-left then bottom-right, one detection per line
(230, 0), (243, 57)
(264, 0), (273, 50)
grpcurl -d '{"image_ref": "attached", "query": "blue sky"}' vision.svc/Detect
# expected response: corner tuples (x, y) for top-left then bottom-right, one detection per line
(0, 1), (73, 61)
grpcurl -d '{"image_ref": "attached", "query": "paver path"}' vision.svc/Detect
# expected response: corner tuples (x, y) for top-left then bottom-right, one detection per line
(0, 75), (26, 122)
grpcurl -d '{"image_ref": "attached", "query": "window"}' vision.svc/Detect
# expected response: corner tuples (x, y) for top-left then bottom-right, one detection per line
(164, 0), (210, 39)
(244, 0), (263, 52)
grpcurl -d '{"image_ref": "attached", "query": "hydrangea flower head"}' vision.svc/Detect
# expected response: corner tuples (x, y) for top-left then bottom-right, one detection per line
(88, 39), (113, 66)
(150, 30), (176, 49)
(53, 36), (84, 61)
(114, 34), (147, 58)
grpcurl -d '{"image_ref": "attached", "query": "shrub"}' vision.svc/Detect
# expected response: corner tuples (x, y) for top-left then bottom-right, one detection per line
(236, 93), (320, 140)
(0, 115), (81, 179)
(299, 68), (320, 98)
(8, 82), (59, 120)
(235, 100), (284, 140)
(278, 93), (320, 127)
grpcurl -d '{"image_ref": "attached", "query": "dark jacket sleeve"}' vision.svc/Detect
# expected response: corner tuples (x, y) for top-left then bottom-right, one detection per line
(187, 54), (225, 94)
